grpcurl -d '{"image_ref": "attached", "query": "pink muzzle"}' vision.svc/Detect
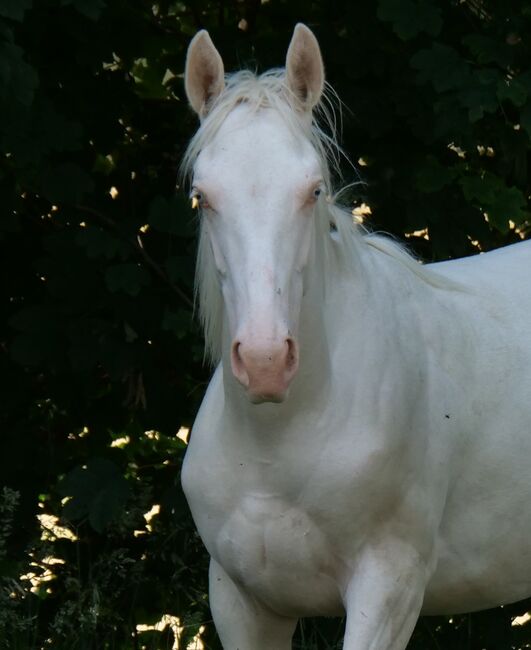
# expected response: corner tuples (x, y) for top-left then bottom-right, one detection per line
(231, 338), (299, 403)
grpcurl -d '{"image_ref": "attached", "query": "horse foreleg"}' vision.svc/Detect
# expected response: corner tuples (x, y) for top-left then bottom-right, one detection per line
(342, 541), (429, 650)
(209, 559), (298, 650)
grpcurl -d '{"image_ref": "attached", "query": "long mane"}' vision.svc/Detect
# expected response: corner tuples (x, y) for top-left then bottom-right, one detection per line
(181, 69), (460, 364)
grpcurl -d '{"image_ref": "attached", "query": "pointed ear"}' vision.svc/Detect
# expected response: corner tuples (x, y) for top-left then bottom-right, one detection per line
(285, 24), (325, 112)
(185, 30), (225, 119)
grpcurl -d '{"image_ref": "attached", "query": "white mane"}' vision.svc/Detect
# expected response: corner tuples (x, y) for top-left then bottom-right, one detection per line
(181, 69), (460, 364)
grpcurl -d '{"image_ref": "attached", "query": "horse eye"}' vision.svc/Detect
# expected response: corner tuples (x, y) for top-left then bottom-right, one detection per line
(314, 188), (322, 199)
(190, 190), (209, 210)
(191, 193), (201, 209)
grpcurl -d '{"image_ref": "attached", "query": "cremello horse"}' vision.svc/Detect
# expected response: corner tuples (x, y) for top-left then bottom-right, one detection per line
(181, 24), (531, 649)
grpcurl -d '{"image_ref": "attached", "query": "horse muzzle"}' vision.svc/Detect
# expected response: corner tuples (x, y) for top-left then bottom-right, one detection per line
(230, 337), (299, 403)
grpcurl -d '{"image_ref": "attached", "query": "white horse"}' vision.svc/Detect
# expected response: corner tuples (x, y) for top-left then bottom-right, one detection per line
(181, 24), (531, 650)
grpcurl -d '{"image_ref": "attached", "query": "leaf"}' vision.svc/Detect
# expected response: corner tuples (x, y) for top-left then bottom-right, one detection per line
(378, 0), (442, 40)
(88, 478), (129, 532)
(162, 308), (192, 339)
(148, 195), (195, 237)
(179, 612), (204, 650)
(60, 0), (106, 20)
(463, 34), (513, 67)
(105, 263), (150, 296)
(9, 306), (64, 366)
(9, 305), (58, 333)
(165, 255), (193, 285)
(0, 0), (32, 21)
(60, 458), (130, 533)
(130, 57), (170, 100)
(39, 162), (94, 204)
(460, 173), (528, 233)
(411, 44), (471, 93)
(415, 157), (457, 193)
(10, 333), (55, 366)
(76, 225), (129, 260)
(521, 102), (531, 137)
(0, 41), (38, 107)
(497, 78), (528, 108)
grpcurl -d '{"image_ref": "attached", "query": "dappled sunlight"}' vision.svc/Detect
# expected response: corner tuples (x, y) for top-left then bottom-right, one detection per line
(37, 512), (78, 542)
(352, 202), (372, 224)
(20, 556), (65, 594)
(136, 614), (205, 649)
(512, 611), (531, 627)
(110, 435), (131, 448)
(405, 228), (430, 241)
(177, 426), (190, 444)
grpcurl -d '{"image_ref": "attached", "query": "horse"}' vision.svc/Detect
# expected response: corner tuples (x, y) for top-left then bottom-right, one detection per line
(180, 23), (531, 650)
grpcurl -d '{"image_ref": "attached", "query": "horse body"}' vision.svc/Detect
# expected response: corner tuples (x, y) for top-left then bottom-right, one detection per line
(424, 240), (531, 613)
(181, 24), (531, 650)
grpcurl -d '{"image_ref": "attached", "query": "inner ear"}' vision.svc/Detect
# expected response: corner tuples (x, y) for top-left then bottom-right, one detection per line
(185, 30), (225, 118)
(285, 23), (325, 112)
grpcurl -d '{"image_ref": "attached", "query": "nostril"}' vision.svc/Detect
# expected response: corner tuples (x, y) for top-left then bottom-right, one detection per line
(231, 341), (249, 388)
(232, 341), (242, 364)
(285, 338), (298, 373)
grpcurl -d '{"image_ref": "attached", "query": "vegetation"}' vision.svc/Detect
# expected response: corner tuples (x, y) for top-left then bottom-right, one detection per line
(0, 0), (529, 648)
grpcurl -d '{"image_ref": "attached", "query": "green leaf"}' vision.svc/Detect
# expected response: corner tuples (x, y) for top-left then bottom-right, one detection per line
(88, 477), (129, 532)
(93, 152), (115, 175)
(131, 57), (170, 100)
(60, 458), (130, 533)
(39, 162), (94, 204)
(179, 612), (204, 650)
(0, 0), (32, 21)
(105, 263), (150, 296)
(460, 172), (528, 232)
(9, 306), (64, 366)
(378, 0), (442, 40)
(463, 34), (513, 67)
(458, 74), (499, 121)
(497, 78), (528, 108)
(521, 102), (531, 136)
(415, 157), (457, 193)
(148, 195), (195, 237)
(165, 255), (193, 285)
(10, 333), (47, 366)
(60, 0), (106, 20)
(76, 225), (129, 260)
(162, 308), (192, 339)
(0, 41), (38, 107)
(411, 44), (471, 93)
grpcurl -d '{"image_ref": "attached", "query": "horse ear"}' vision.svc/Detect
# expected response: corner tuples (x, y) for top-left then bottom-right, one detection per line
(285, 24), (325, 112)
(185, 30), (225, 119)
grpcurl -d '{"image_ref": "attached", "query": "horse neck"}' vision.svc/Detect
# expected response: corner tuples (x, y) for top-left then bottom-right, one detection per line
(219, 221), (451, 436)
(325, 239), (458, 405)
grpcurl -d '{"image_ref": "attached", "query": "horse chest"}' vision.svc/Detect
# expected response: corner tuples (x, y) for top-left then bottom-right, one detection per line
(213, 493), (344, 616)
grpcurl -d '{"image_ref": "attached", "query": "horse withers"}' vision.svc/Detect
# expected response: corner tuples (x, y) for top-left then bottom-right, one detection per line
(181, 23), (531, 650)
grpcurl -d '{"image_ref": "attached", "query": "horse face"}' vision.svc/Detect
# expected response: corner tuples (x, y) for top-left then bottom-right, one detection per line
(185, 24), (325, 403)
(193, 107), (323, 403)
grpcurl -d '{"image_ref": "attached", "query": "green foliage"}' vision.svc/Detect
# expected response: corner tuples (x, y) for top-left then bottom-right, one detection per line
(60, 457), (131, 532)
(378, 0), (442, 41)
(0, 1), (530, 649)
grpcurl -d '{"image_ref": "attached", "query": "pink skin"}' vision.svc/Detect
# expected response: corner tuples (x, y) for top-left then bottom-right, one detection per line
(231, 337), (299, 404)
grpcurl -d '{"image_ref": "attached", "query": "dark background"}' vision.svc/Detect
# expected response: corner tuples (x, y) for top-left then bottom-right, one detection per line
(0, 0), (530, 648)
